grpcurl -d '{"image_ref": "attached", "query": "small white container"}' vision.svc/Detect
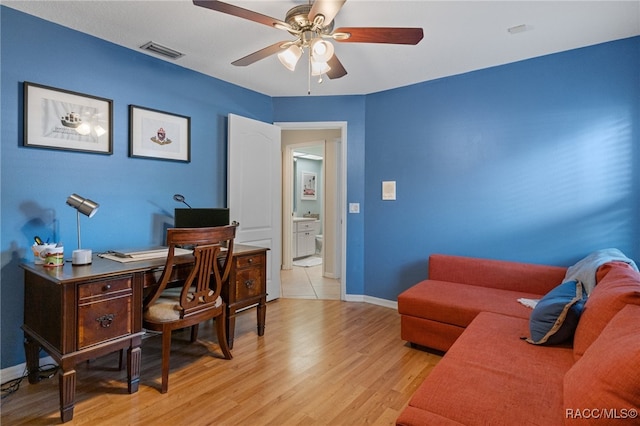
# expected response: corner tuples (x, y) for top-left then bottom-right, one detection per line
(32, 243), (57, 265)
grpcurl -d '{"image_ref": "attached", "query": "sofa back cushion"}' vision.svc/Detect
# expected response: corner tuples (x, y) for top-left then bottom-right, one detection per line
(428, 254), (567, 294)
(564, 304), (640, 425)
(572, 262), (640, 360)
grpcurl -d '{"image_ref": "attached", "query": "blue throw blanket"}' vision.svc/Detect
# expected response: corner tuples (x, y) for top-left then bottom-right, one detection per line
(563, 248), (638, 295)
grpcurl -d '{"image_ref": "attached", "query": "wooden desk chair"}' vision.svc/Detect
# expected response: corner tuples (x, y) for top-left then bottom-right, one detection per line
(143, 226), (235, 393)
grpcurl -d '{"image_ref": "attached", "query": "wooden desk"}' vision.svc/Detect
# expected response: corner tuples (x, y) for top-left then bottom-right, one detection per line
(20, 244), (267, 423)
(221, 245), (268, 349)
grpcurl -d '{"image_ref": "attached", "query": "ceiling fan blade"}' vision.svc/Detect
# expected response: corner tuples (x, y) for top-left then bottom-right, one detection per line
(232, 41), (288, 67)
(193, 0), (291, 30)
(326, 54), (347, 79)
(308, 0), (346, 27)
(333, 27), (424, 45)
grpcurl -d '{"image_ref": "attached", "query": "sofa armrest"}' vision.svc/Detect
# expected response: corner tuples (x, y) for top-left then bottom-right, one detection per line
(428, 254), (567, 294)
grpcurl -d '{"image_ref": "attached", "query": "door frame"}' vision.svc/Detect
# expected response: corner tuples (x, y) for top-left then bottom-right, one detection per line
(283, 140), (326, 268)
(276, 121), (347, 300)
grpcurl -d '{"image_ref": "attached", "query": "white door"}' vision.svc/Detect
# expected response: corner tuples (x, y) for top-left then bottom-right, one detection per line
(228, 114), (282, 301)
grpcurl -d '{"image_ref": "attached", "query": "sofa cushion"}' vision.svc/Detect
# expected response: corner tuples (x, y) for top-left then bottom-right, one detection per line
(406, 312), (575, 425)
(428, 254), (567, 294)
(572, 262), (640, 360)
(564, 304), (640, 425)
(527, 280), (587, 345)
(398, 280), (543, 328)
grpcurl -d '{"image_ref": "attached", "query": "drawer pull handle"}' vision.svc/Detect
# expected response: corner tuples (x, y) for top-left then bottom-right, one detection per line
(96, 314), (115, 328)
(247, 258), (253, 264)
(244, 280), (254, 289)
(103, 284), (111, 291)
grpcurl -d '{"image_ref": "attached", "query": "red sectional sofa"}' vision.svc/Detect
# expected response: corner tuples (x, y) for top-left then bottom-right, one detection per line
(398, 254), (567, 352)
(397, 254), (640, 425)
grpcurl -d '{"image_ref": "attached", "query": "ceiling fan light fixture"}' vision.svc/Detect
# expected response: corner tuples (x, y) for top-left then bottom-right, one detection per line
(192, 0), (424, 92)
(310, 38), (334, 63)
(94, 124), (106, 138)
(311, 60), (331, 76)
(278, 45), (303, 71)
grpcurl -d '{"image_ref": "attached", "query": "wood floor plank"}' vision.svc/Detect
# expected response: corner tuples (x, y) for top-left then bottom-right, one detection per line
(1, 299), (440, 425)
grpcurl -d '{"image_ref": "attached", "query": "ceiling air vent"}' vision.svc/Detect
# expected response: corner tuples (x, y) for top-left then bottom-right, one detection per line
(140, 41), (184, 60)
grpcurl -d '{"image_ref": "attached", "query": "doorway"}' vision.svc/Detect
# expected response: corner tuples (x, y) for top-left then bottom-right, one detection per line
(277, 121), (347, 300)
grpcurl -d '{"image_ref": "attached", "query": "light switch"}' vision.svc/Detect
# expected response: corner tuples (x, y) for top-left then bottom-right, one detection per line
(349, 203), (360, 214)
(382, 181), (396, 200)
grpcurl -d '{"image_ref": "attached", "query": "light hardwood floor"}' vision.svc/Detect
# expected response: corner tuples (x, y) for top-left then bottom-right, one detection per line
(1, 299), (441, 425)
(281, 259), (341, 300)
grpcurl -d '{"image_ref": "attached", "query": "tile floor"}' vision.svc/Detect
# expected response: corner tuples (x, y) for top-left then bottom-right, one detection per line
(280, 256), (341, 300)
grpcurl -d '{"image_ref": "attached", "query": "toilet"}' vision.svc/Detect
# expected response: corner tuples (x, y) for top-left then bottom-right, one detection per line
(315, 234), (323, 254)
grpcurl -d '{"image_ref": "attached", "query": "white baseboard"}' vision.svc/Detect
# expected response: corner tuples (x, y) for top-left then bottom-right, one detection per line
(344, 293), (364, 302)
(1, 356), (56, 383)
(364, 295), (398, 310)
(344, 294), (398, 310)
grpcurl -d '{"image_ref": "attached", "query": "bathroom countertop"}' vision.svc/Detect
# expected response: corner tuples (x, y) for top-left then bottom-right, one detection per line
(293, 217), (318, 222)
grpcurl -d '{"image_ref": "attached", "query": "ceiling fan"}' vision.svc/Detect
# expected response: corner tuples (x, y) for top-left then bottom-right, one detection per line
(193, 0), (424, 87)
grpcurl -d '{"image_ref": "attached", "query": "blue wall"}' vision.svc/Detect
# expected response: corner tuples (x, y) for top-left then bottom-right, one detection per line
(273, 96), (367, 297)
(363, 37), (640, 300)
(1, 7), (273, 368)
(2, 5), (638, 369)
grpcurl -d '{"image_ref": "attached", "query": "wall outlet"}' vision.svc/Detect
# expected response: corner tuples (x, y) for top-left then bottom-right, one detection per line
(349, 203), (360, 214)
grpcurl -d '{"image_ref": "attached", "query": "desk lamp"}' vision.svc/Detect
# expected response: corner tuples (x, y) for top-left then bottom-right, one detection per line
(66, 193), (99, 265)
(173, 194), (191, 208)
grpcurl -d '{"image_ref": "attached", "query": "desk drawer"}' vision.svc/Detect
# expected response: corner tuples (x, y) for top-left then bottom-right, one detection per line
(234, 267), (264, 300)
(78, 295), (132, 349)
(79, 277), (131, 300)
(78, 278), (133, 349)
(235, 253), (264, 269)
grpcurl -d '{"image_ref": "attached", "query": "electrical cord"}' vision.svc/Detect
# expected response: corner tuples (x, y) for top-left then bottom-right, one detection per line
(1, 368), (25, 399)
(1, 364), (59, 399)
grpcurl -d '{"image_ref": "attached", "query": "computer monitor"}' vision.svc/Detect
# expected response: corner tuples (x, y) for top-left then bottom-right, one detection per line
(174, 208), (230, 228)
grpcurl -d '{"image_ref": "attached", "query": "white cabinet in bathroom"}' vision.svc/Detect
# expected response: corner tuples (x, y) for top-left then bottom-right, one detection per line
(293, 219), (320, 258)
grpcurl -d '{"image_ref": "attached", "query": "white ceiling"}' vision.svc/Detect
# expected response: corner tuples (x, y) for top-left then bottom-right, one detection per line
(4, 1), (639, 97)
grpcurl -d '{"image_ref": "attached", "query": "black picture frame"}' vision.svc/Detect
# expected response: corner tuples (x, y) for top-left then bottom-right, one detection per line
(129, 105), (191, 162)
(23, 82), (113, 154)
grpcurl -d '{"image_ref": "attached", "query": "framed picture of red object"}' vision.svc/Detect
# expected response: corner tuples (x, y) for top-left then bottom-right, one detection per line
(129, 105), (190, 162)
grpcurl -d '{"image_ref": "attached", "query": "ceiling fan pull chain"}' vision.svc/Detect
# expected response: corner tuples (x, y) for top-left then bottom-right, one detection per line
(308, 50), (312, 95)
